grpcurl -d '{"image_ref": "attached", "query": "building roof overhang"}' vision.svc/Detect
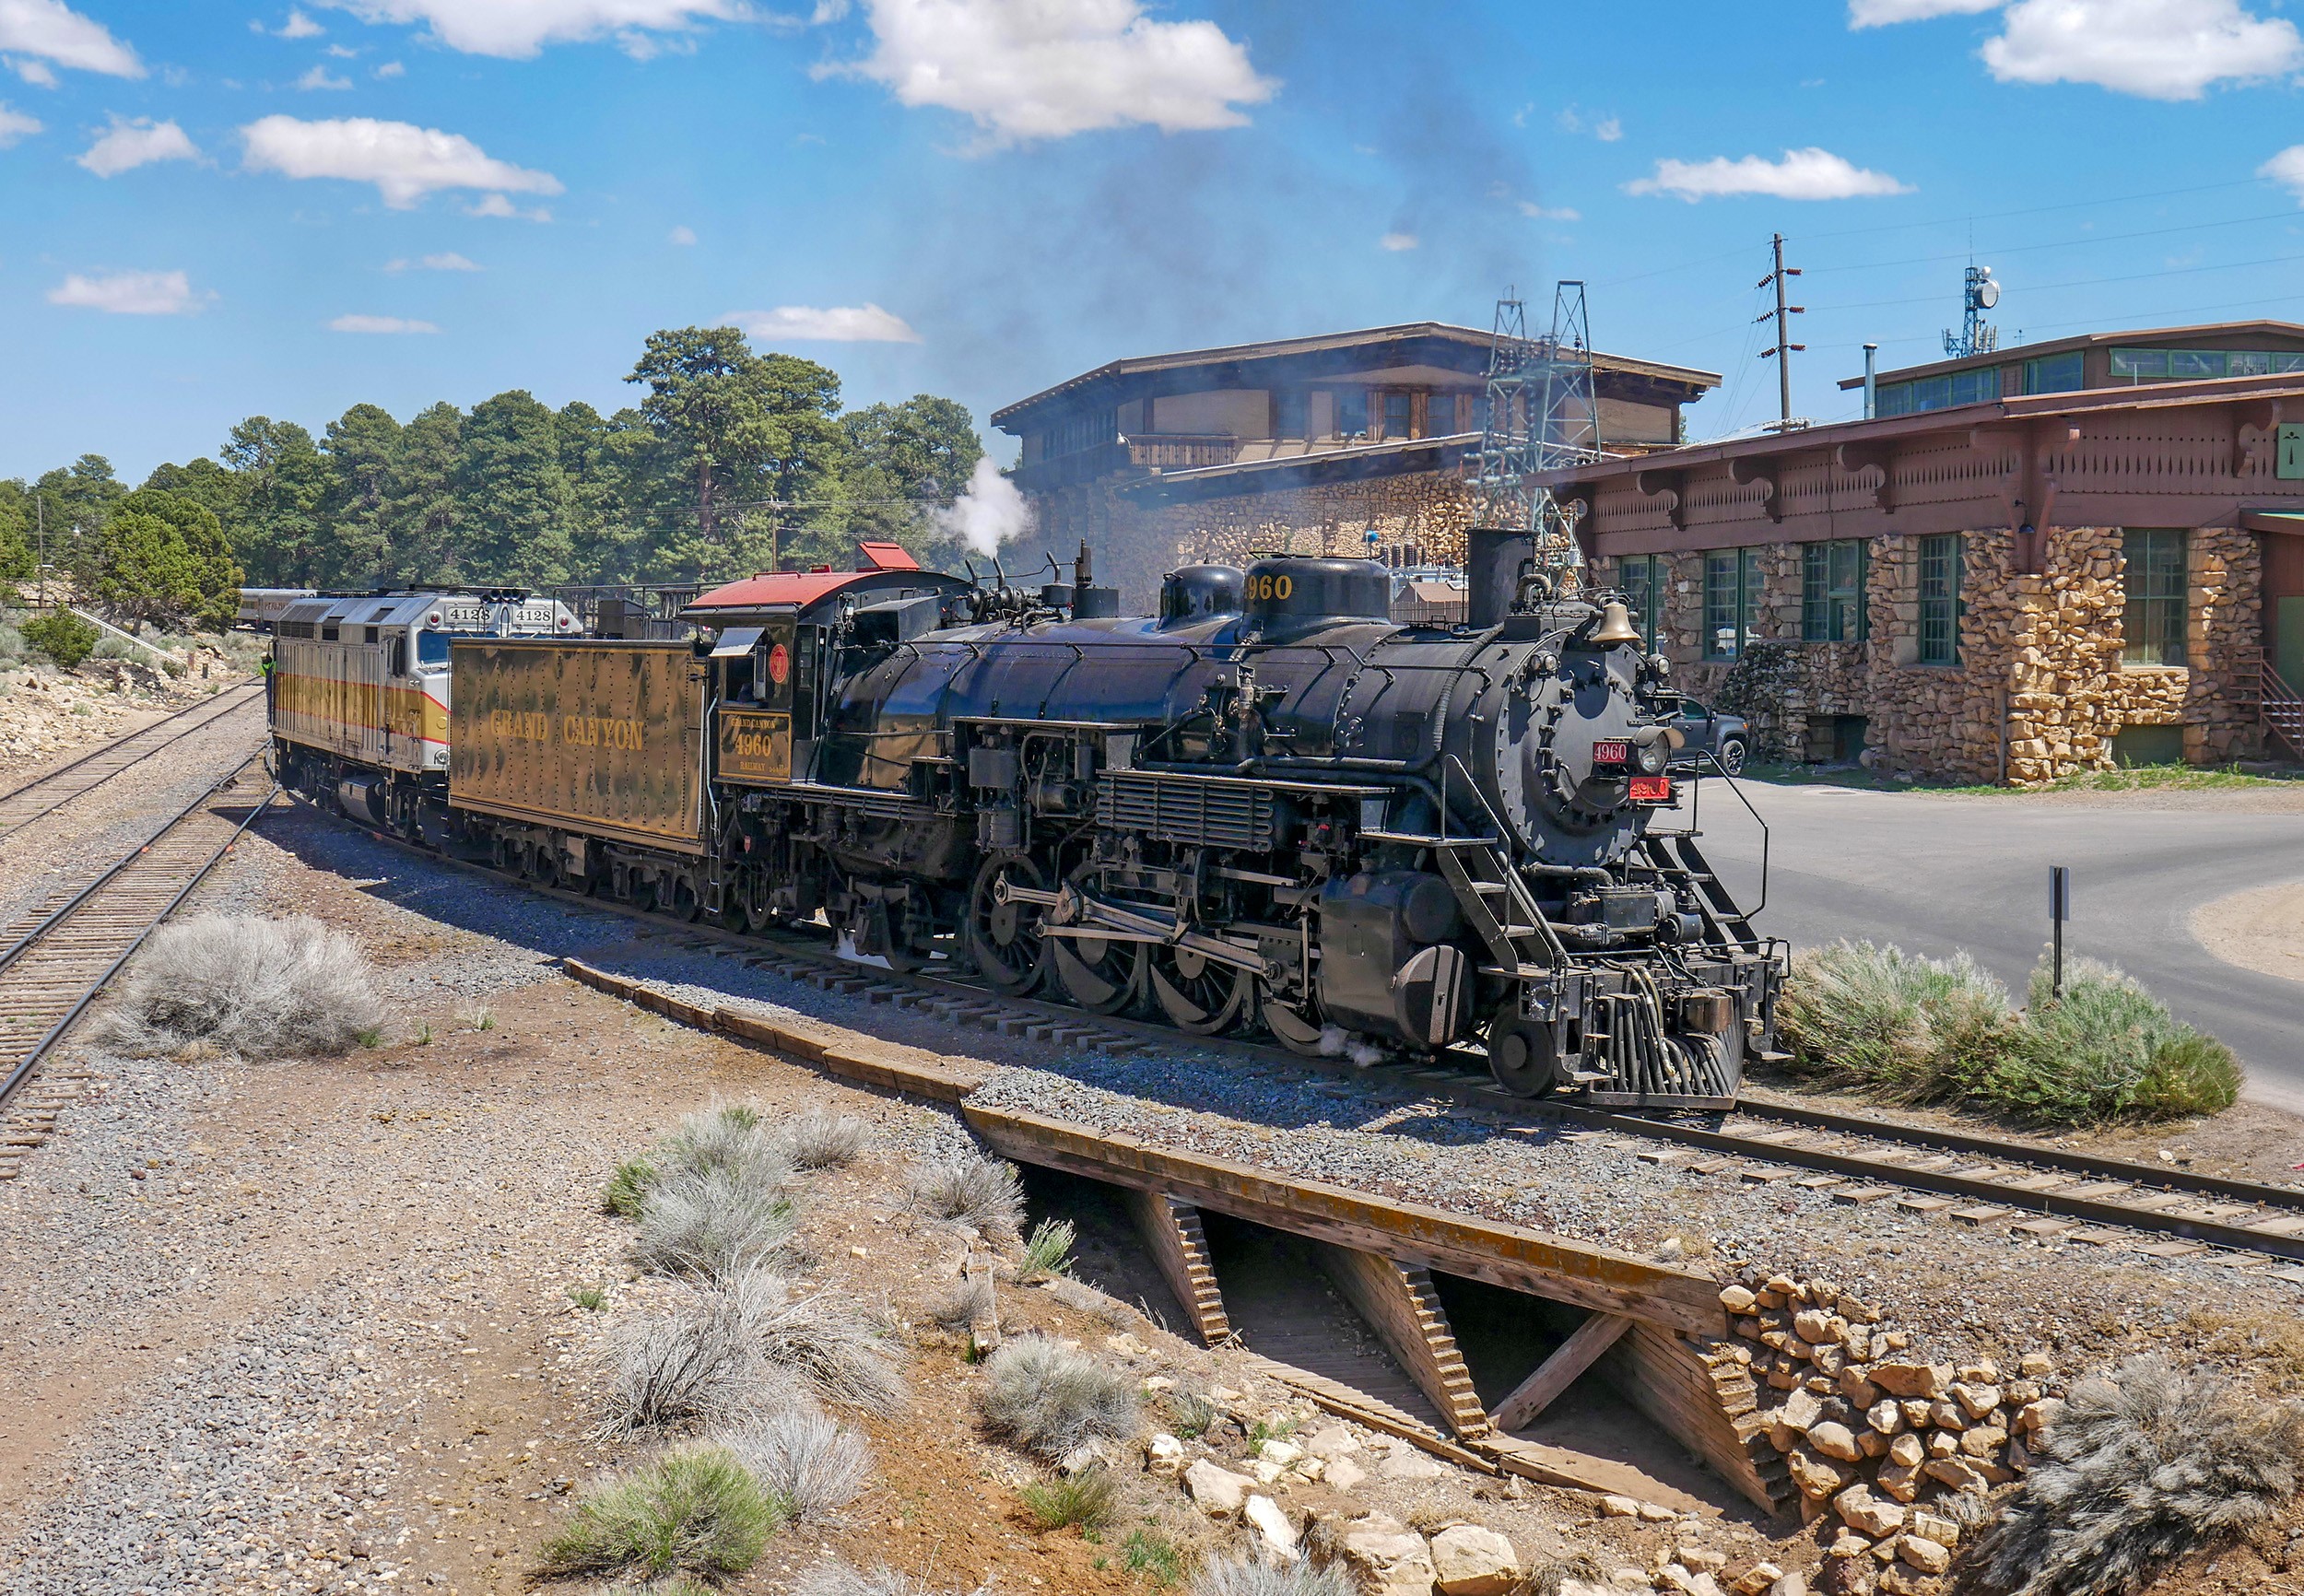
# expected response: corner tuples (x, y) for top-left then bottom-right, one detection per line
(1115, 431), (1480, 504)
(993, 322), (1722, 434)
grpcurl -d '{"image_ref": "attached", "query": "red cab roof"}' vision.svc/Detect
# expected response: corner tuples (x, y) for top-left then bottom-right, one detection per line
(685, 541), (950, 618)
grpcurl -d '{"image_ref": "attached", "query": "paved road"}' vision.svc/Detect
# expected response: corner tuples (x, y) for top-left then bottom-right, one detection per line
(1679, 781), (2304, 1112)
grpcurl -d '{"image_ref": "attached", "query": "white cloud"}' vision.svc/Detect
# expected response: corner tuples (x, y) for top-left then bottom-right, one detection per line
(324, 41), (358, 55)
(1981, 0), (2299, 100)
(276, 7), (324, 36)
(721, 302), (921, 342)
(1627, 147), (1913, 202)
(667, 223), (696, 244)
(0, 0), (140, 76)
(11, 54), (58, 85)
(374, 58), (403, 76)
(317, 0), (748, 58)
(76, 114), (198, 175)
(464, 190), (550, 219)
(240, 113), (563, 207)
(2257, 145), (2304, 205)
(329, 312), (439, 333)
(1379, 232), (1417, 252)
(0, 99), (39, 144)
(384, 250), (480, 270)
(297, 63), (352, 88)
(1593, 115), (1621, 142)
(47, 267), (201, 314)
(825, 0), (1276, 148)
(1516, 200), (1581, 220)
(1849, 0), (1998, 22)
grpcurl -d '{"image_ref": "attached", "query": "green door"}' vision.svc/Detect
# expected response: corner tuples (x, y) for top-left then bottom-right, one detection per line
(2280, 595), (2304, 691)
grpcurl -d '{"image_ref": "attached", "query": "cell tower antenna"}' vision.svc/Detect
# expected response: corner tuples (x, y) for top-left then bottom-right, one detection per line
(1943, 263), (2001, 358)
(1465, 280), (1603, 591)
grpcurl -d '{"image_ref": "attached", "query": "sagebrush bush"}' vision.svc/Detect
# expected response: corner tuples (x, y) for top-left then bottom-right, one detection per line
(21, 610), (98, 671)
(535, 1444), (786, 1581)
(1529, 1557), (1610, 1596)
(635, 1165), (798, 1280)
(98, 914), (383, 1058)
(979, 1336), (1141, 1461)
(662, 1105), (791, 1185)
(905, 1155), (1025, 1241)
(1019, 1218), (1076, 1280)
(933, 1271), (995, 1332)
(1778, 939), (2239, 1127)
(778, 1109), (868, 1169)
(740, 1276), (908, 1416)
(1967, 1355), (2304, 1596)
(719, 1404), (872, 1523)
(599, 1294), (794, 1435)
(1191, 1555), (1355, 1596)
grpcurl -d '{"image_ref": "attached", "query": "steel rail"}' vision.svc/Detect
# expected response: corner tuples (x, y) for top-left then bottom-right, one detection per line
(300, 795), (2304, 1268)
(0, 683), (265, 835)
(0, 770), (279, 1114)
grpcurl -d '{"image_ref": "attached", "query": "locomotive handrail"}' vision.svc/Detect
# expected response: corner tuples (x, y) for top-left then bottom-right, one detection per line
(1686, 748), (1769, 920)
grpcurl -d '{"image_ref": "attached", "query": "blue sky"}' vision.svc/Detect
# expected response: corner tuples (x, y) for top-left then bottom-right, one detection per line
(8, 0), (2304, 479)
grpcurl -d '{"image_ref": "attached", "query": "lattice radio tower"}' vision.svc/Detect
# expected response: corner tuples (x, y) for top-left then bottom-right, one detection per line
(1466, 281), (1602, 588)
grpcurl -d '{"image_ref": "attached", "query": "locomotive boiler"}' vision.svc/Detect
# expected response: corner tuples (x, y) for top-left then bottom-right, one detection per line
(268, 540), (1782, 1109)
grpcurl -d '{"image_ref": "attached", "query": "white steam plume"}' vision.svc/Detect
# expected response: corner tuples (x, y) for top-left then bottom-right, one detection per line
(935, 456), (1032, 558)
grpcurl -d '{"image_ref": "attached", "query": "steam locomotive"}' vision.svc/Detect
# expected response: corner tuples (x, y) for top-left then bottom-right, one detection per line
(266, 539), (1782, 1109)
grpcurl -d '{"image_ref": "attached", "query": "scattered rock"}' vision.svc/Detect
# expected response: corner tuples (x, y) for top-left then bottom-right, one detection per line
(1864, 1400), (1904, 1436)
(1244, 1495), (1299, 1563)
(1886, 1433), (1924, 1469)
(1657, 1567), (1725, 1596)
(1950, 1382), (2002, 1420)
(1184, 1459), (1255, 1516)
(1833, 1485), (1904, 1539)
(1380, 1448), (1446, 1482)
(1260, 1438), (1306, 1468)
(1145, 1434), (1185, 1476)
(1326, 1457), (1367, 1493)
(1867, 1363), (1950, 1401)
(1786, 1447), (1852, 1499)
(1597, 1496), (1642, 1519)
(1959, 1424), (2009, 1460)
(1429, 1523), (1522, 1595)
(1341, 1514), (1438, 1596)
(1807, 1422), (1862, 1463)
(1637, 1502), (1680, 1522)
(1909, 1511), (1959, 1548)
(1306, 1425), (1362, 1460)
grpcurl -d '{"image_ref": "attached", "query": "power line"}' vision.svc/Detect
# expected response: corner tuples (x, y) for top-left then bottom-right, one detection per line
(1803, 205), (2304, 276)
(1786, 175), (2268, 244)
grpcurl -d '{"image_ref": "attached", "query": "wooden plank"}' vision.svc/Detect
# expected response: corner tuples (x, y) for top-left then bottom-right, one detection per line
(1489, 1311), (1634, 1433)
(1602, 1323), (1787, 1517)
(1313, 1243), (1490, 1439)
(962, 1105), (1724, 1337)
(1123, 1188), (1230, 1346)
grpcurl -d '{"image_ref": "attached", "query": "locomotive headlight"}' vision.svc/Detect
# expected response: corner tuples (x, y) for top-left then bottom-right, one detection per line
(1632, 729), (1670, 775)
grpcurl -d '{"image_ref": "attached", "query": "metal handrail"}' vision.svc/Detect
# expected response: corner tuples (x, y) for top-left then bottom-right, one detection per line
(2259, 651), (2304, 759)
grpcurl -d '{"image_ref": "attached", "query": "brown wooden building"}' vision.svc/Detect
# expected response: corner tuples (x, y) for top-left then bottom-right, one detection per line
(1544, 360), (2304, 783)
(993, 323), (1718, 612)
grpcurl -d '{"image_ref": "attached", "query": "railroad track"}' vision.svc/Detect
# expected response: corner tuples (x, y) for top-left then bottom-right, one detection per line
(0, 681), (266, 839)
(302, 795), (2304, 1277)
(0, 765), (280, 1179)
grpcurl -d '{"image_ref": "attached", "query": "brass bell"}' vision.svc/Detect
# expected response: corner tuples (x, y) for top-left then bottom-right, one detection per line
(1591, 600), (1640, 646)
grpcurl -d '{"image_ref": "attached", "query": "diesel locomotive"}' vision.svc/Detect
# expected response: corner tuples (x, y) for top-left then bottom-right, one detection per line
(265, 539), (1783, 1109)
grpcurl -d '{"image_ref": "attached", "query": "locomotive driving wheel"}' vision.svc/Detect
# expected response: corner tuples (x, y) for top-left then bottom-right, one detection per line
(1147, 945), (1252, 1035)
(1487, 1005), (1567, 1097)
(966, 855), (1050, 996)
(1050, 868), (1143, 1015)
(1259, 984), (1330, 1058)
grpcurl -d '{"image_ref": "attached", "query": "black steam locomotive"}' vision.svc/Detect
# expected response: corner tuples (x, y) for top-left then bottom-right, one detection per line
(270, 539), (1782, 1109)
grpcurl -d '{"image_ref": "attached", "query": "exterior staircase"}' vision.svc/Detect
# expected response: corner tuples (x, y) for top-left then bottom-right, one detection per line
(2239, 647), (2304, 759)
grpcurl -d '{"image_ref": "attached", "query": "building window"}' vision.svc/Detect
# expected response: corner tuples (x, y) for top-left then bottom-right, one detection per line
(1872, 367), (2000, 417)
(1332, 389), (1369, 440)
(2111, 347), (2304, 383)
(1426, 393), (1455, 436)
(1381, 390), (1413, 440)
(1273, 390), (1307, 440)
(1703, 548), (1758, 660)
(2122, 528), (2189, 666)
(1617, 554), (1661, 651)
(1048, 407), (1117, 458)
(2023, 352), (2084, 394)
(1466, 393), (1490, 436)
(1918, 534), (1962, 665)
(1802, 539), (1868, 642)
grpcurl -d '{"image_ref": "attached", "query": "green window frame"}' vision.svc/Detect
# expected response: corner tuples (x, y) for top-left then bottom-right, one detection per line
(1802, 539), (1868, 642)
(1703, 548), (1758, 660)
(2121, 528), (2189, 666)
(1617, 554), (1662, 651)
(1917, 534), (1962, 665)
(2023, 352), (2084, 394)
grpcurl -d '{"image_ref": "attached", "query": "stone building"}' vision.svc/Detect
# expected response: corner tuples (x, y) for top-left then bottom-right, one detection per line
(1546, 361), (2304, 784)
(992, 323), (1717, 612)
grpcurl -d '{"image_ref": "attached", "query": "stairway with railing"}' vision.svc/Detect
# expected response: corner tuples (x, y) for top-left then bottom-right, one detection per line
(2239, 646), (2304, 758)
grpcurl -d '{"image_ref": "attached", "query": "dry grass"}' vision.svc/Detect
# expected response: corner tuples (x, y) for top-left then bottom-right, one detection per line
(793, 1560), (991, 1596)
(932, 1272), (995, 1332)
(1967, 1355), (2304, 1596)
(777, 1109), (868, 1170)
(1191, 1556), (1354, 1596)
(718, 1405), (872, 1524)
(1017, 1468), (1119, 1531)
(634, 1166), (798, 1281)
(904, 1155), (1025, 1242)
(98, 914), (382, 1058)
(598, 1294), (797, 1436)
(735, 1273), (909, 1417)
(535, 1444), (786, 1582)
(978, 1336), (1141, 1461)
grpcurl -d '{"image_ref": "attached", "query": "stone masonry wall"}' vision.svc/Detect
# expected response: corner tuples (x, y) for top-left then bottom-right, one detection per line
(1153, 472), (1478, 574)
(1657, 525), (2263, 786)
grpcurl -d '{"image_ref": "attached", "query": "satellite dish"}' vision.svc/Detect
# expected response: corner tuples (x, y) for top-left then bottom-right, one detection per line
(1976, 276), (2000, 310)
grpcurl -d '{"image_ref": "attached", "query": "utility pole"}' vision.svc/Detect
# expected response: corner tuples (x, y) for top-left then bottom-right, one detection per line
(1757, 233), (1806, 432)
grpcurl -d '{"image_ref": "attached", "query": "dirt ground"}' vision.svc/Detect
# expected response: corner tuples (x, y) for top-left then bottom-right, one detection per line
(2191, 880), (2304, 988)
